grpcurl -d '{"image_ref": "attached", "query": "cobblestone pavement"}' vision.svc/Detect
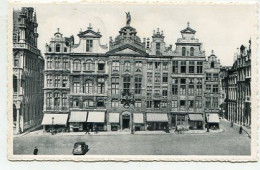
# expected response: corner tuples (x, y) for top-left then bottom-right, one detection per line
(13, 120), (250, 155)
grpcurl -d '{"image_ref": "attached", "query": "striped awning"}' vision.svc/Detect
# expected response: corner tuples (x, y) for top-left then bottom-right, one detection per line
(87, 112), (105, 123)
(133, 113), (144, 123)
(189, 114), (203, 121)
(208, 114), (220, 123)
(41, 114), (68, 125)
(69, 111), (87, 122)
(146, 113), (168, 122)
(109, 113), (119, 123)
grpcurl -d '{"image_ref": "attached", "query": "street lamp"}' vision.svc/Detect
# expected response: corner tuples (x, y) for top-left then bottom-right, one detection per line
(207, 114), (209, 132)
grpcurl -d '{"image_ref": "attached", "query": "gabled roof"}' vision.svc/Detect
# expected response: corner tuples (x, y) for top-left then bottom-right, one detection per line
(78, 29), (102, 38)
(107, 44), (148, 56)
(180, 26), (196, 34)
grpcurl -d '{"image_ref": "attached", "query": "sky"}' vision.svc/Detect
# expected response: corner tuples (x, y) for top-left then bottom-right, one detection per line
(13, 3), (256, 66)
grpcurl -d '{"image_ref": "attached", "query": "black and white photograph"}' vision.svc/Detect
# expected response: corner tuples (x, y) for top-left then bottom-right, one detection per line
(8, 1), (257, 161)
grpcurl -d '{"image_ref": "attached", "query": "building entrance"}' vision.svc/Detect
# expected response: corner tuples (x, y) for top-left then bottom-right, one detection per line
(122, 115), (130, 129)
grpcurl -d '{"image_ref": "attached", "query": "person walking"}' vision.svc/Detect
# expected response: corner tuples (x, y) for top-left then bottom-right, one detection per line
(33, 147), (38, 155)
(239, 126), (243, 134)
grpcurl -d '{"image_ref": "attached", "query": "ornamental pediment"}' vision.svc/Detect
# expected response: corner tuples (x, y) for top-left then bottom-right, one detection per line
(107, 44), (148, 56)
(78, 30), (102, 38)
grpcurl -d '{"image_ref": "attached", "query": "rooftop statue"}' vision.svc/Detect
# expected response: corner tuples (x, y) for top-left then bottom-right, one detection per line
(125, 12), (131, 26)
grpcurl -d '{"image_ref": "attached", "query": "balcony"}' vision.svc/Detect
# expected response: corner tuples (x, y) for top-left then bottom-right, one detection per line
(13, 42), (41, 55)
(153, 93), (162, 99)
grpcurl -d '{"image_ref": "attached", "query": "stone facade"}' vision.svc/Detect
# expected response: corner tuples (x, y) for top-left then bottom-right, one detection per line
(13, 7), (44, 134)
(42, 16), (223, 132)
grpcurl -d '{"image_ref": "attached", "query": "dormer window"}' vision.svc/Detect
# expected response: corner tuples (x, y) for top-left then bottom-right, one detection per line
(48, 47), (52, 52)
(190, 47), (194, 56)
(211, 61), (215, 68)
(182, 47), (186, 56)
(86, 39), (93, 52)
(56, 44), (60, 52)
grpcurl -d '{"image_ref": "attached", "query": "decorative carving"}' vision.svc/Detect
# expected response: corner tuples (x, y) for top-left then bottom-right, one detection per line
(125, 12), (131, 26)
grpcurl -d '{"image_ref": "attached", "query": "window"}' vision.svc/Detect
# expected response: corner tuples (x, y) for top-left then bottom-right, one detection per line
(206, 97), (211, 108)
(155, 62), (161, 69)
(190, 47), (194, 56)
(135, 99), (142, 108)
(147, 62), (153, 69)
(196, 100), (202, 108)
(63, 58), (69, 70)
(189, 61), (195, 73)
(172, 61), (178, 73)
(73, 82), (80, 93)
(213, 73), (219, 81)
(188, 100), (194, 108)
(147, 88), (152, 97)
(48, 47), (52, 52)
(54, 93), (60, 109)
(111, 77), (119, 94)
(154, 100), (161, 109)
(84, 80), (93, 94)
(162, 88), (168, 97)
(62, 93), (67, 107)
(155, 72), (160, 82)
(163, 62), (168, 70)
(98, 61), (105, 71)
(172, 84), (178, 95)
(47, 75), (52, 87)
(135, 77), (142, 94)
(47, 58), (52, 69)
(147, 72), (153, 84)
(83, 60), (93, 71)
(73, 100), (79, 107)
(64, 47), (67, 52)
(55, 77), (60, 87)
(55, 58), (60, 69)
(14, 59), (19, 67)
(188, 80), (194, 95)
(83, 99), (94, 108)
(197, 61), (203, 73)
(111, 100), (119, 107)
(180, 78), (186, 95)
(135, 61), (142, 72)
(97, 99), (105, 107)
(182, 47), (186, 56)
(46, 93), (52, 108)
(211, 61), (215, 68)
(162, 73), (168, 83)
(213, 97), (218, 108)
(56, 44), (60, 52)
(112, 61), (120, 72)
(162, 101), (167, 108)
(180, 100), (186, 107)
(123, 76), (131, 95)
(73, 60), (81, 71)
(156, 42), (160, 51)
(206, 84), (211, 92)
(181, 61), (186, 73)
(172, 100), (178, 108)
(206, 73), (211, 81)
(196, 79), (202, 95)
(146, 101), (152, 108)
(86, 39), (93, 52)
(124, 61), (130, 72)
(213, 84), (218, 93)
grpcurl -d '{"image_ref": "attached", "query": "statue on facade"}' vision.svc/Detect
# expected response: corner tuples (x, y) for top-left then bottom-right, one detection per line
(125, 12), (131, 26)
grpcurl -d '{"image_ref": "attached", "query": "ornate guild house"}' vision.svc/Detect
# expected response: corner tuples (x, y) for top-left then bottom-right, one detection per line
(42, 13), (224, 132)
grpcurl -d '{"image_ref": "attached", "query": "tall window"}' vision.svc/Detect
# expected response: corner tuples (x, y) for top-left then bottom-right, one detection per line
(47, 75), (52, 87)
(98, 61), (105, 71)
(97, 99), (105, 107)
(172, 78), (178, 95)
(147, 62), (153, 69)
(163, 62), (168, 70)
(190, 47), (194, 56)
(55, 76), (60, 87)
(62, 93), (67, 107)
(162, 73), (168, 83)
(123, 76), (131, 95)
(156, 42), (160, 51)
(188, 100), (194, 108)
(162, 101), (167, 108)
(206, 97), (211, 108)
(112, 61), (120, 72)
(172, 100), (178, 108)
(196, 79), (202, 95)
(197, 61), (203, 73)
(64, 47), (67, 52)
(84, 60), (93, 71)
(63, 58), (69, 70)
(188, 79), (194, 95)
(154, 100), (161, 109)
(83, 99), (94, 108)
(146, 101), (152, 108)
(55, 58), (60, 69)
(111, 100), (119, 107)
(47, 57), (52, 69)
(155, 72), (160, 82)
(54, 93), (60, 109)
(206, 84), (211, 93)
(189, 61), (195, 73)
(73, 60), (81, 71)
(213, 84), (219, 93)
(155, 62), (161, 69)
(213, 97), (218, 108)
(180, 78), (186, 95)
(14, 59), (19, 67)
(162, 88), (168, 97)
(73, 82), (80, 93)
(181, 61), (186, 73)
(73, 100), (79, 108)
(180, 100), (186, 108)
(134, 99), (142, 108)
(135, 76), (142, 94)
(196, 100), (202, 108)
(111, 77), (119, 94)
(147, 87), (152, 97)
(147, 72), (153, 84)
(84, 80), (93, 94)
(213, 73), (219, 81)
(172, 61), (178, 73)
(86, 39), (93, 52)
(55, 44), (60, 52)
(135, 61), (142, 72)
(124, 61), (130, 72)
(98, 77), (105, 94)
(211, 61), (215, 68)
(182, 47), (186, 56)
(46, 93), (52, 108)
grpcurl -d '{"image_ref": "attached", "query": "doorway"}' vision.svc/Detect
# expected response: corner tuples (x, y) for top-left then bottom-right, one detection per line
(122, 115), (130, 129)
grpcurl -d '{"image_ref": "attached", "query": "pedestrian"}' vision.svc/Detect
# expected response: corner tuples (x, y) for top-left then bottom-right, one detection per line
(33, 147), (38, 155)
(231, 121), (233, 127)
(239, 126), (243, 134)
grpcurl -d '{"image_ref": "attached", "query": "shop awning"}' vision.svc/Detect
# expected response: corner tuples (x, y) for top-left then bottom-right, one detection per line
(146, 113), (168, 122)
(133, 113), (144, 123)
(109, 113), (119, 123)
(69, 111), (87, 122)
(208, 114), (220, 123)
(189, 114), (203, 121)
(41, 114), (68, 125)
(87, 112), (105, 123)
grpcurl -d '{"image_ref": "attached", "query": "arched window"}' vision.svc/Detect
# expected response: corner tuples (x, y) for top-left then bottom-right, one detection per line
(182, 47), (186, 56)
(211, 61), (215, 68)
(73, 60), (81, 71)
(56, 44), (60, 52)
(190, 47), (194, 56)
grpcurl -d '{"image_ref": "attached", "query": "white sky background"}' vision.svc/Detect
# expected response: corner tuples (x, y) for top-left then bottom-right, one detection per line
(14, 3), (256, 66)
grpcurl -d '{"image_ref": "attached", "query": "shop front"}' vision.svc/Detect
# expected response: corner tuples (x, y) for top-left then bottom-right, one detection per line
(188, 114), (204, 130)
(87, 111), (106, 132)
(133, 113), (145, 131)
(41, 113), (69, 132)
(68, 111), (88, 132)
(109, 113), (120, 131)
(146, 113), (169, 131)
(207, 113), (220, 129)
